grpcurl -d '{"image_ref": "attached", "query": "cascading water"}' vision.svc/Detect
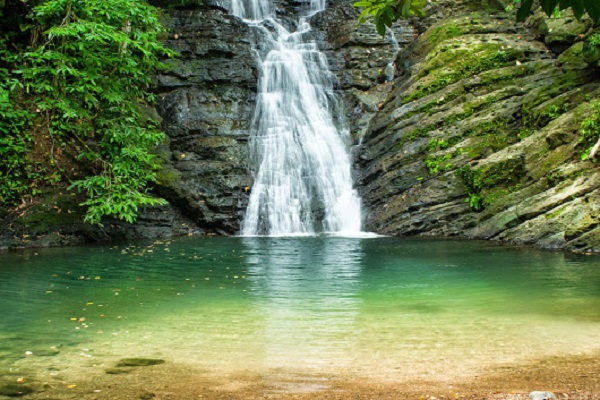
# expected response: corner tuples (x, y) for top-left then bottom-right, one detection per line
(231, 0), (363, 236)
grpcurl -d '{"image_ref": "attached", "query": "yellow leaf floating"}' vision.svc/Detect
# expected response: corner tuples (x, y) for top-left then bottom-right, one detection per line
(67, 384), (77, 389)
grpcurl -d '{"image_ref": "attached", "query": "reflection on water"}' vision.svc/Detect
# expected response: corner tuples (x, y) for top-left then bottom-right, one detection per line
(243, 237), (363, 369)
(0, 236), (600, 386)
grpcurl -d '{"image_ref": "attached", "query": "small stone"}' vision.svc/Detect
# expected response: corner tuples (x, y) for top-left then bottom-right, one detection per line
(139, 390), (156, 400)
(115, 358), (165, 367)
(35, 349), (60, 357)
(529, 391), (557, 400)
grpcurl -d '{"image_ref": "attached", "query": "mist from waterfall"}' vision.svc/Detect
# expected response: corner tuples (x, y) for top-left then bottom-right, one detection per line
(231, 0), (363, 236)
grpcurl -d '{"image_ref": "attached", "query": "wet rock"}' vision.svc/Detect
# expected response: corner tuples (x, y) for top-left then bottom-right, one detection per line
(116, 358), (165, 367)
(529, 391), (557, 400)
(154, 7), (256, 235)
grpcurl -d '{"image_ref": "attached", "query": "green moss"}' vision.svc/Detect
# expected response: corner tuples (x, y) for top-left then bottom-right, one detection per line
(155, 167), (179, 186)
(545, 205), (568, 219)
(17, 191), (84, 234)
(426, 23), (464, 50)
(404, 43), (524, 104)
(522, 70), (591, 112)
(397, 126), (433, 147)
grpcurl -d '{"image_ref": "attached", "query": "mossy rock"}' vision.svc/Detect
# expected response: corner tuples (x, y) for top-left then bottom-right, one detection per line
(531, 10), (592, 51)
(583, 39), (600, 67)
(116, 358), (165, 367)
(558, 42), (588, 70)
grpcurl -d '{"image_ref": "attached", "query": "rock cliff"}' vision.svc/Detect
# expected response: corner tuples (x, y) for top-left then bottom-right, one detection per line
(2, 0), (598, 252)
(153, 7), (256, 235)
(356, 3), (600, 252)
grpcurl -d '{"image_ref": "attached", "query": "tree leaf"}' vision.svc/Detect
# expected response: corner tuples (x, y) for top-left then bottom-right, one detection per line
(516, 0), (534, 21)
(565, 0), (585, 19)
(540, 0), (559, 15)
(585, 0), (600, 24)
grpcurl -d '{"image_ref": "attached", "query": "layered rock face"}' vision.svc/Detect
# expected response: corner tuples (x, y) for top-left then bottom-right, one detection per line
(153, 1), (405, 235)
(153, 8), (256, 234)
(2, 1), (598, 251)
(356, 5), (600, 252)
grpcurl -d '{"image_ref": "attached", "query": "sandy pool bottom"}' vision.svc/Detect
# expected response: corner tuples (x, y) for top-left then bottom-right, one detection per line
(7, 351), (600, 400)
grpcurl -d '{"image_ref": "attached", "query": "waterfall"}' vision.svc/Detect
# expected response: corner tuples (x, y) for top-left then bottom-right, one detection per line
(231, 0), (363, 236)
(384, 27), (399, 81)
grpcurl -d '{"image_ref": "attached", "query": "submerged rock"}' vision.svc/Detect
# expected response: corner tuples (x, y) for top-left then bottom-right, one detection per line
(0, 384), (34, 397)
(529, 391), (557, 400)
(105, 368), (133, 375)
(115, 358), (165, 367)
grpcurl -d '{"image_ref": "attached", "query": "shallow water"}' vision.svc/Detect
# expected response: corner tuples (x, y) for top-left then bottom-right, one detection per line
(1, 236), (600, 386)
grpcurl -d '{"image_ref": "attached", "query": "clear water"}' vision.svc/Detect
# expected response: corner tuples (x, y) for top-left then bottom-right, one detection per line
(1, 237), (600, 387)
(232, 0), (362, 236)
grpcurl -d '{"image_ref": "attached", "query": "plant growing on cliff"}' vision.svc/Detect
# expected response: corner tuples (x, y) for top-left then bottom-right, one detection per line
(353, 0), (425, 35)
(1, 0), (175, 224)
(580, 100), (600, 160)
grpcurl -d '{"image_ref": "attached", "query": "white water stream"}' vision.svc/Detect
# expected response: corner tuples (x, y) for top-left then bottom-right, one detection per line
(231, 0), (362, 236)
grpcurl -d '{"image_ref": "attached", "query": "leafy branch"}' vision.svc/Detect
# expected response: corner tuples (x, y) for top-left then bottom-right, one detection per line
(1, 0), (176, 224)
(354, 0), (600, 36)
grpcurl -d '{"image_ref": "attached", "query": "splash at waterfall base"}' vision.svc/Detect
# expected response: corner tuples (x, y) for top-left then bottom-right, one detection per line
(17, 352), (600, 399)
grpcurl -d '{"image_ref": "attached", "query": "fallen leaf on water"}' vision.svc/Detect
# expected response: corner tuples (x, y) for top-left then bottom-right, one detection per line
(67, 384), (77, 389)
(16, 378), (26, 384)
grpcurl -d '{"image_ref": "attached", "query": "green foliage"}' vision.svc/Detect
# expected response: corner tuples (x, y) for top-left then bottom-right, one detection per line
(354, 0), (599, 37)
(516, 0), (600, 23)
(353, 0), (425, 36)
(427, 138), (451, 151)
(148, 0), (203, 8)
(465, 193), (482, 211)
(579, 100), (600, 160)
(0, 39), (33, 205)
(425, 153), (453, 175)
(1, 0), (175, 224)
